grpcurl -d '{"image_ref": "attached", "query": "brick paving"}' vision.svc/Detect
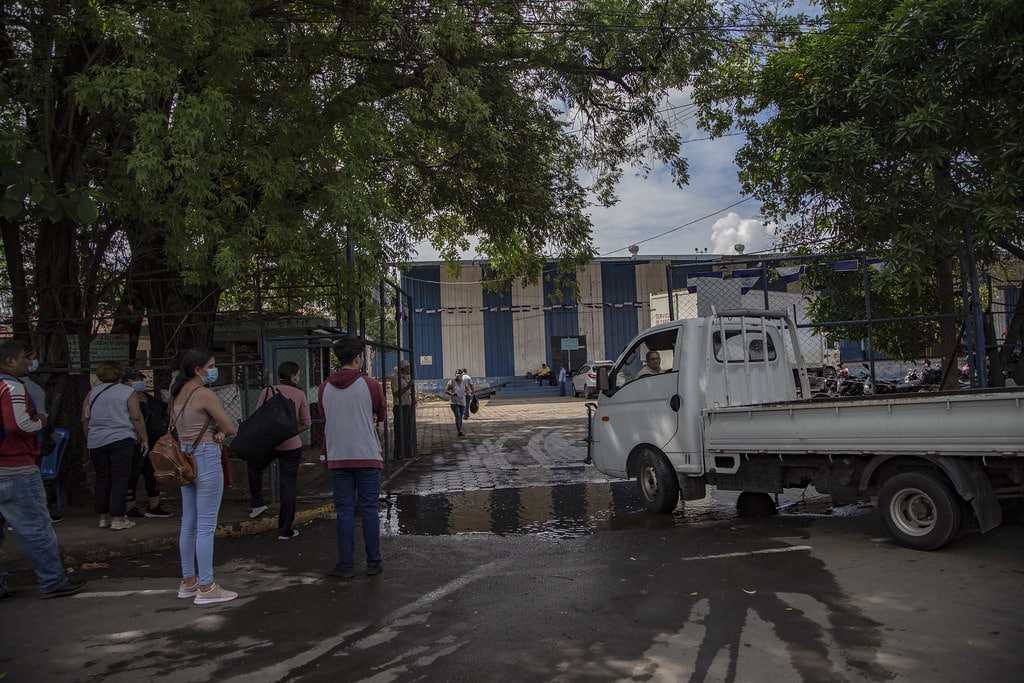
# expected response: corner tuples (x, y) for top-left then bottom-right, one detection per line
(388, 394), (615, 495)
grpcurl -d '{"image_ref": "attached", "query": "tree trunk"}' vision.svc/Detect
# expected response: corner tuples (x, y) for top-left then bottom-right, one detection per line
(934, 255), (960, 390)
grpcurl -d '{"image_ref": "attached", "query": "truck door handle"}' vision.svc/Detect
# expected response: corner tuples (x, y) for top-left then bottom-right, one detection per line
(670, 395), (681, 412)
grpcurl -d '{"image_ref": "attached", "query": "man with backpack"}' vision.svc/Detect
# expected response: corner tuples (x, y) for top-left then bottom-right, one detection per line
(0, 339), (86, 601)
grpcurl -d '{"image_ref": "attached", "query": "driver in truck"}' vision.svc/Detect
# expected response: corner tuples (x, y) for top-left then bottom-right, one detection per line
(637, 350), (662, 377)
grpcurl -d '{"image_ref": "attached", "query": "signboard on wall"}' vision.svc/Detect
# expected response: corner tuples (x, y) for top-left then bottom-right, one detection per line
(419, 355), (433, 366)
(69, 333), (131, 369)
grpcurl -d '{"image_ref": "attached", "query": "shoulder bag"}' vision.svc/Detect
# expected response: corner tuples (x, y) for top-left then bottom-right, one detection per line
(148, 387), (210, 487)
(229, 386), (298, 467)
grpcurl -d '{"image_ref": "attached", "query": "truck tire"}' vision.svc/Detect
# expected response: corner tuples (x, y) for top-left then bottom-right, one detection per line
(636, 448), (680, 513)
(878, 471), (962, 551)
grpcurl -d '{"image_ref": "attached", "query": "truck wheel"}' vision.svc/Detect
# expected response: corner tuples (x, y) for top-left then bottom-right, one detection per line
(878, 471), (962, 550)
(636, 448), (680, 513)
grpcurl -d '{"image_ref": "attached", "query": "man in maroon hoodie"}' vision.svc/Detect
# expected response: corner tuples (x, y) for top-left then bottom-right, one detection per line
(318, 336), (387, 578)
(0, 340), (85, 600)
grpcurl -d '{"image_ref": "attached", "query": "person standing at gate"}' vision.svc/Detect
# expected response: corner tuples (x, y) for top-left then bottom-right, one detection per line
(320, 337), (386, 578)
(246, 361), (311, 539)
(389, 359), (415, 460)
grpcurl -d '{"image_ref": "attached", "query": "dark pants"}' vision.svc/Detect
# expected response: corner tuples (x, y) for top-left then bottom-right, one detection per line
(247, 449), (302, 535)
(127, 450), (160, 501)
(90, 438), (135, 517)
(393, 405), (416, 460)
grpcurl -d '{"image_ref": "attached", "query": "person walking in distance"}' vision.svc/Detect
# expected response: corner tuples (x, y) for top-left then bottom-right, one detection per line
(459, 369), (476, 420)
(320, 337), (386, 579)
(0, 340), (86, 600)
(445, 372), (467, 436)
(557, 364), (568, 396)
(246, 361), (311, 539)
(170, 349), (238, 605)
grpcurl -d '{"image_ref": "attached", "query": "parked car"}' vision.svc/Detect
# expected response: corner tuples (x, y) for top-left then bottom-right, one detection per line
(572, 361), (613, 398)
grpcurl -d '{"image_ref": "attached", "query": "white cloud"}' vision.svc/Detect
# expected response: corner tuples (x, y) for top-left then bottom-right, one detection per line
(710, 212), (778, 255)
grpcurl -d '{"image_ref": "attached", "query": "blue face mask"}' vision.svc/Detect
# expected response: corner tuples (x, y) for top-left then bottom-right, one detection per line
(202, 367), (219, 386)
(28, 359), (39, 373)
(131, 381), (146, 393)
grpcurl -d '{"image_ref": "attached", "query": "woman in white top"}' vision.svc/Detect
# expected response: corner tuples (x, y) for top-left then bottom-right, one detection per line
(445, 373), (467, 437)
(82, 361), (148, 531)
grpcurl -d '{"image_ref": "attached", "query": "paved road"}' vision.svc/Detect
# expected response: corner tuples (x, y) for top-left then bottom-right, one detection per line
(1, 394), (1023, 681)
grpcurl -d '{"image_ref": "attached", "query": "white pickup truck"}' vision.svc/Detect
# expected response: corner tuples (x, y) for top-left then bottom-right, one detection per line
(588, 309), (1024, 550)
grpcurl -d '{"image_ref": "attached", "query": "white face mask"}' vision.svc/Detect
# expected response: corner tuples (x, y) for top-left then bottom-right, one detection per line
(28, 359), (39, 373)
(131, 381), (146, 393)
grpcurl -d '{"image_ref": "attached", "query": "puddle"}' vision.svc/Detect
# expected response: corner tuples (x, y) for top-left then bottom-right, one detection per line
(380, 481), (781, 538)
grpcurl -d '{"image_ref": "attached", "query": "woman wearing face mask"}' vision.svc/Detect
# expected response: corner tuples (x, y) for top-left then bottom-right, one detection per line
(169, 349), (238, 605)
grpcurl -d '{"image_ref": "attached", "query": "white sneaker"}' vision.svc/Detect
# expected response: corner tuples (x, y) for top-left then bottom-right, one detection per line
(193, 583), (238, 606)
(177, 580), (199, 599)
(110, 518), (136, 531)
(249, 505), (268, 519)
(98, 514), (111, 528)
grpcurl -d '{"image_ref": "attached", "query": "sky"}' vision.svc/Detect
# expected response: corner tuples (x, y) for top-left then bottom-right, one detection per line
(409, 104), (779, 262)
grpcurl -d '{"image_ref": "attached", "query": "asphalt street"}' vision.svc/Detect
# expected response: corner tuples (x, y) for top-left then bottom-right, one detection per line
(1, 392), (1023, 682)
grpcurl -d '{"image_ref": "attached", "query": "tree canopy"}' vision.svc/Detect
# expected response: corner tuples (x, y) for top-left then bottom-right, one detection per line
(694, 0), (1024, 364)
(2, 0), (730, 368)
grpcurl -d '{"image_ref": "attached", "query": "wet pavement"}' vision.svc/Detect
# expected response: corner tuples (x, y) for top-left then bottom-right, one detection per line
(2, 392), (824, 571)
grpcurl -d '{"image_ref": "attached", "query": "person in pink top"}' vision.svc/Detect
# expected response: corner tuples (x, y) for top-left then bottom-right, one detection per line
(169, 348), (237, 606)
(246, 361), (312, 539)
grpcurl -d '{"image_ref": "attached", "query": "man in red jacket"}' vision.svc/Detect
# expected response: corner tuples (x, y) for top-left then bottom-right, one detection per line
(0, 340), (85, 601)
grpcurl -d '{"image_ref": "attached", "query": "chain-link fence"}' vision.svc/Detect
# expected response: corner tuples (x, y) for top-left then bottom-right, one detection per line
(667, 251), (1022, 394)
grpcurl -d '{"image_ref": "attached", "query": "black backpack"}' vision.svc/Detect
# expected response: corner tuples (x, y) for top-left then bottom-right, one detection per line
(140, 393), (169, 449)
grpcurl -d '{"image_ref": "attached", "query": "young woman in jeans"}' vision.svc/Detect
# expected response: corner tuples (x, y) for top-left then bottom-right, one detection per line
(170, 349), (237, 606)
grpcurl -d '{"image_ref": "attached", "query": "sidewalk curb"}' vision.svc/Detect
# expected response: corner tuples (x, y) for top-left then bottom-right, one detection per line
(56, 458), (421, 568)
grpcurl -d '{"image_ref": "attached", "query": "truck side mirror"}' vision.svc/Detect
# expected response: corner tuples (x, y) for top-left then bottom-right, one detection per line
(597, 366), (610, 392)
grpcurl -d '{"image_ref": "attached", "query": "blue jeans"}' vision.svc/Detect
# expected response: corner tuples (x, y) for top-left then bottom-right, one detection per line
(179, 444), (224, 585)
(0, 471), (75, 594)
(450, 403), (464, 433)
(330, 468), (381, 572)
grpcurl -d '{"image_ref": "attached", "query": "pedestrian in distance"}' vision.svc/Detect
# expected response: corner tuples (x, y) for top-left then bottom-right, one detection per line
(170, 349), (238, 605)
(82, 361), (149, 531)
(123, 370), (172, 519)
(389, 359), (415, 460)
(319, 337), (386, 579)
(0, 339), (86, 601)
(445, 372), (467, 436)
(459, 369), (476, 420)
(558, 365), (567, 396)
(246, 361), (311, 539)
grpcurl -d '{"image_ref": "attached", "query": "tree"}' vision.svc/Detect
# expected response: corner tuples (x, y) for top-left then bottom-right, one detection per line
(694, 0), (1024, 379)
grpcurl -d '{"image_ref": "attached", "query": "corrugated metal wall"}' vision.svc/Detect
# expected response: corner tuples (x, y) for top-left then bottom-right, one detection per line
(634, 261), (668, 334)
(543, 272), (579, 368)
(512, 280), (546, 376)
(482, 270), (515, 377)
(440, 265), (485, 380)
(405, 265), (444, 379)
(577, 262), (606, 364)
(600, 261), (639, 361)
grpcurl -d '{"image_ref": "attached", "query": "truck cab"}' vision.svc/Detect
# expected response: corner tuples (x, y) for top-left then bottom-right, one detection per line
(590, 310), (808, 511)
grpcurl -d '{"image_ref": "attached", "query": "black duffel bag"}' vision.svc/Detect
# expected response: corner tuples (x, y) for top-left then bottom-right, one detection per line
(229, 386), (298, 467)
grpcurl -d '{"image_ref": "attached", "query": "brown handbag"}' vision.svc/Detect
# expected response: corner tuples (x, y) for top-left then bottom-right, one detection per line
(148, 387), (211, 487)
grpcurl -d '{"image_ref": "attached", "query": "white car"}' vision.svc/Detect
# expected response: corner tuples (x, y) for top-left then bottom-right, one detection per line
(571, 361), (613, 398)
